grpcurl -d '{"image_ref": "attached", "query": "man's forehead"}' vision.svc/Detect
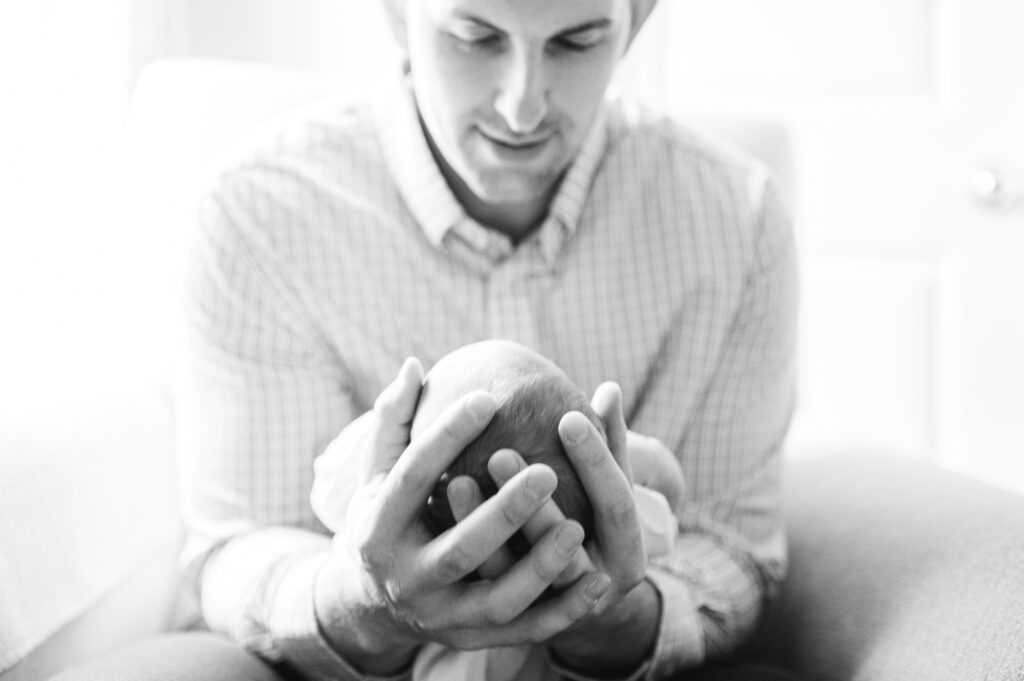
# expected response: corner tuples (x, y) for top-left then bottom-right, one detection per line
(404, 0), (632, 25)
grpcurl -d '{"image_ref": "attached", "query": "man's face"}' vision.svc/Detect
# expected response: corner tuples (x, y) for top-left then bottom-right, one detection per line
(401, 0), (631, 209)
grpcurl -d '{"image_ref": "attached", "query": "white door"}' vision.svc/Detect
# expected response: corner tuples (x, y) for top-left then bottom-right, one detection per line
(618, 0), (1024, 491)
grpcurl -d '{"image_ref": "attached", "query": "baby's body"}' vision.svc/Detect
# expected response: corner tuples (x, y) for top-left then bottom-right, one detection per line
(408, 340), (681, 681)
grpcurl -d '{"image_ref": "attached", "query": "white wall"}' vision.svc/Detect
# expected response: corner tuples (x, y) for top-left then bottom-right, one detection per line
(0, 1), (168, 422)
(5, 0), (1021, 492)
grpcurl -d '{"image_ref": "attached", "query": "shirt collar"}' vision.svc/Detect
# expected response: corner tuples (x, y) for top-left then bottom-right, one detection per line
(374, 75), (608, 259)
(374, 76), (465, 247)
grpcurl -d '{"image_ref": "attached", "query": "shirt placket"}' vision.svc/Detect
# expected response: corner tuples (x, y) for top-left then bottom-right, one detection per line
(486, 254), (543, 350)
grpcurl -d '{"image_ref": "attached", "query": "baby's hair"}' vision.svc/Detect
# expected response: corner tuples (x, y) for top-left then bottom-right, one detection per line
(417, 342), (606, 558)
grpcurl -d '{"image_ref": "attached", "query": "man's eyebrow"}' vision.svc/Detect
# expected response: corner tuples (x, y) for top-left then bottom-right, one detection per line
(558, 18), (613, 34)
(449, 11), (502, 32)
(448, 12), (613, 35)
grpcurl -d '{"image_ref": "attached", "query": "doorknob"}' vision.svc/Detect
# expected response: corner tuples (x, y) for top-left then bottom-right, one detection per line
(971, 167), (1019, 210)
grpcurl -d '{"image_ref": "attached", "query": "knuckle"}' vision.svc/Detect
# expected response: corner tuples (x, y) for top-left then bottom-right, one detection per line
(411, 609), (440, 633)
(566, 593), (590, 620)
(436, 543), (475, 581)
(440, 413), (472, 444)
(391, 463), (429, 494)
(484, 599), (517, 626)
(533, 556), (563, 584)
(381, 576), (410, 609)
(357, 538), (386, 572)
(606, 498), (637, 530)
(501, 500), (527, 528)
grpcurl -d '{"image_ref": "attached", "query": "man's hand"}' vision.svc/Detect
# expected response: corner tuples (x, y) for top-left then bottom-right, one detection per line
(458, 383), (664, 676)
(311, 358), (610, 675)
(547, 383), (662, 674)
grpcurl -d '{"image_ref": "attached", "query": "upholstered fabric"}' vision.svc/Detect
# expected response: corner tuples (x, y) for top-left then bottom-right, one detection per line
(751, 453), (1024, 681)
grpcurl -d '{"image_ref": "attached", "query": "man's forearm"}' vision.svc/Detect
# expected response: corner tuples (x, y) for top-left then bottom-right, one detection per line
(549, 578), (661, 676)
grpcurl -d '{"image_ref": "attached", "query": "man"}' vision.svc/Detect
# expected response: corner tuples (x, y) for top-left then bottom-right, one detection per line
(60, 0), (800, 679)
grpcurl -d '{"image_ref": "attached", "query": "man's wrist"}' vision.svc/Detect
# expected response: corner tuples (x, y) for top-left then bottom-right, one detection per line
(548, 578), (661, 677)
(313, 559), (419, 675)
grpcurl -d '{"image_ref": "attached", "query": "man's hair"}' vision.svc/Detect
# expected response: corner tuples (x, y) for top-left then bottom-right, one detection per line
(417, 342), (605, 558)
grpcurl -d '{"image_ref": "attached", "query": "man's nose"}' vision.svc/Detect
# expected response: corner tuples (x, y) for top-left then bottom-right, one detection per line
(494, 49), (548, 134)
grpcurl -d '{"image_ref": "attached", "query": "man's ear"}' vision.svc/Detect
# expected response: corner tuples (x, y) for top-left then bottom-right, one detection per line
(626, 0), (658, 50)
(380, 0), (409, 50)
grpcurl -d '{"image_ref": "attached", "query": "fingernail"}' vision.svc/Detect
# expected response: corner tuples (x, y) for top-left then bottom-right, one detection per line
(488, 449), (522, 484)
(467, 392), (495, 422)
(556, 524), (584, 553)
(585, 575), (611, 603)
(562, 414), (589, 444)
(447, 478), (469, 513)
(524, 467), (555, 501)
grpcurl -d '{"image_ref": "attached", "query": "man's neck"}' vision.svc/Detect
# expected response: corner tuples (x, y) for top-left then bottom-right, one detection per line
(451, 179), (555, 245)
(422, 124), (558, 245)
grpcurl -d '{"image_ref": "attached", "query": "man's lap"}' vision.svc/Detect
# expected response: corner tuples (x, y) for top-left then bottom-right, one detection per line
(48, 633), (285, 681)
(49, 633), (800, 681)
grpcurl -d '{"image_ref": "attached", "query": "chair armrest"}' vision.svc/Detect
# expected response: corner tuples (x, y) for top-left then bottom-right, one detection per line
(752, 453), (1024, 681)
(0, 383), (182, 679)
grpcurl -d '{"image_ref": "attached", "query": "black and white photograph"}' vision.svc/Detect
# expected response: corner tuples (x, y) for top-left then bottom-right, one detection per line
(1, 2), (1022, 680)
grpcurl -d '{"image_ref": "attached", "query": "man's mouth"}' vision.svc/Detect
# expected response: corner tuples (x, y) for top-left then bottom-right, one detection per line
(477, 127), (553, 150)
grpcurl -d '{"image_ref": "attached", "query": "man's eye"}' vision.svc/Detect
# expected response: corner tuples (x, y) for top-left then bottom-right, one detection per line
(555, 30), (604, 52)
(449, 29), (501, 49)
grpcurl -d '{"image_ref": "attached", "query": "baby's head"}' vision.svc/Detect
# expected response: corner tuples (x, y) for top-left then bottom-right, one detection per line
(411, 340), (605, 557)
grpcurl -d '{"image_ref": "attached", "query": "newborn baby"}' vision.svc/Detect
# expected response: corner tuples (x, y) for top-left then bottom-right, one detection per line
(408, 339), (680, 681)
(412, 339), (603, 558)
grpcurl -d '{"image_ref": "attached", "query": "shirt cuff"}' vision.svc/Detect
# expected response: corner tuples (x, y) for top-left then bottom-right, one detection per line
(645, 567), (705, 680)
(268, 551), (414, 681)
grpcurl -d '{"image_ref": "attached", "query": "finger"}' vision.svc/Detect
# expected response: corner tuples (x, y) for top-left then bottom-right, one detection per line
(488, 449), (594, 587)
(590, 382), (632, 484)
(368, 357), (425, 474)
(439, 520), (586, 629)
(414, 464), (557, 589)
(447, 476), (515, 579)
(375, 390), (497, 537)
(446, 571), (612, 649)
(559, 410), (645, 582)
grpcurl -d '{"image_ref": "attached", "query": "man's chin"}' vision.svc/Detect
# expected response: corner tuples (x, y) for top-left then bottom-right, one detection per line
(468, 171), (559, 207)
